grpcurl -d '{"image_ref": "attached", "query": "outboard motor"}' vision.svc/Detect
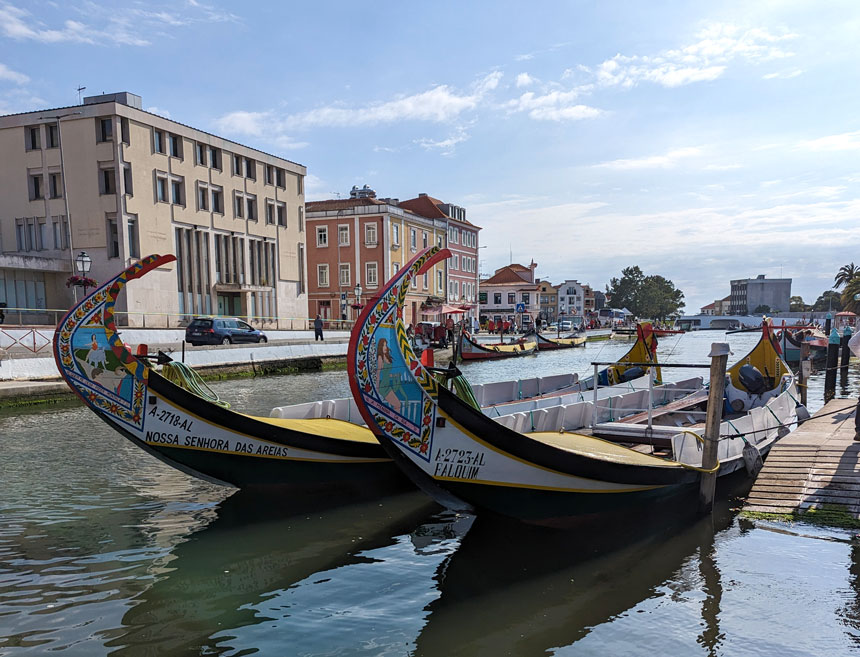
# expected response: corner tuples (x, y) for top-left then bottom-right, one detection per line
(738, 364), (766, 394)
(619, 366), (645, 383)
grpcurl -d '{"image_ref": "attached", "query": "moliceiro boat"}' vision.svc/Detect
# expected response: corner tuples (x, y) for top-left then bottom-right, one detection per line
(348, 246), (799, 526)
(53, 255), (406, 494)
(457, 330), (537, 360)
(530, 330), (586, 350)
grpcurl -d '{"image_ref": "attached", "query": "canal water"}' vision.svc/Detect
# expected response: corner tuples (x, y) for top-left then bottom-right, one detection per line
(2, 331), (860, 656)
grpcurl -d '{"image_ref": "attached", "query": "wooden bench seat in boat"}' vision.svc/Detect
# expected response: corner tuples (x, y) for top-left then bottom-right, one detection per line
(525, 431), (683, 468)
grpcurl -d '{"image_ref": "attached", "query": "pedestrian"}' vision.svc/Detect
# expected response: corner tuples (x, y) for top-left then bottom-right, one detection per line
(850, 330), (860, 440)
(446, 316), (454, 345)
(314, 314), (324, 341)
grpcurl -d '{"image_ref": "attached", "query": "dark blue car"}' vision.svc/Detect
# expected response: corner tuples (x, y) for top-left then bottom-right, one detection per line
(185, 317), (268, 346)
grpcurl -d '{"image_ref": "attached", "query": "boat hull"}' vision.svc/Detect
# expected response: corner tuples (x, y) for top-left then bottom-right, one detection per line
(458, 332), (537, 360)
(53, 254), (408, 495)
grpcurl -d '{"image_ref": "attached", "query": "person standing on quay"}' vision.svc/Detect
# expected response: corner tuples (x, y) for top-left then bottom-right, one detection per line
(314, 314), (324, 342)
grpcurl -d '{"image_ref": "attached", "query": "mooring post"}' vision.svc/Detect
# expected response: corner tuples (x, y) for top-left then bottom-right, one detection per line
(840, 326), (853, 387)
(799, 342), (810, 407)
(824, 329), (840, 403)
(699, 342), (730, 514)
(824, 312), (832, 337)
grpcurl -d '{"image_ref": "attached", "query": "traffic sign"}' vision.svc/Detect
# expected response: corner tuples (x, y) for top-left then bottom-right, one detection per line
(515, 303), (525, 313)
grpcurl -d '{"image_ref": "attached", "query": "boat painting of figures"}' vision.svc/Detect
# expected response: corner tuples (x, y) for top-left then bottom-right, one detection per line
(53, 254), (409, 496)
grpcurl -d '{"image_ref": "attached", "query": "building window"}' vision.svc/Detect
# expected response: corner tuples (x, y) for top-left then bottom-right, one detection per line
(297, 174), (303, 195)
(453, 254), (459, 270)
(393, 262), (401, 276)
(153, 129), (165, 154)
(494, 292), (502, 304)
(168, 133), (182, 158)
(265, 164), (274, 185)
(246, 195), (257, 221)
(366, 262), (378, 287)
(49, 173), (62, 199)
(196, 143), (207, 166)
(97, 117), (113, 142)
(410, 228), (417, 250)
(423, 272), (428, 289)
(171, 178), (184, 205)
(234, 192), (244, 218)
(392, 224), (400, 246)
(29, 174), (43, 200)
(232, 153), (242, 175)
(197, 183), (209, 211)
(522, 292), (530, 304)
(365, 223), (377, 245)
(318, 264), (329, 287)
(275, 168), (285, 188)
(276, 202), (286, 226)
(209, 146), (221, 170)
(107, 217), (120, 258)
(339, 263), (350, 287)
(100, 168), (116, 195)
(127, 216), (140, 258)
(265, 200), (275, 224)
(244, 158), (256, 179)
(297, 243), (305, 293)
(422, 232), (428, 248)
(316, 226), (328, 247)
(436, 270), (443, 292)
(120, 117), (130, 145)
(338, 225), (350, 246)
(156, 173), (168, 202)
(47, 124), (59, 148)
(26, 126), (41, 150)
(211, 186), (223, 214)
(123, 164), (133, 196)
(508, 292), (515, 304)
(53, 215), (68, 250)
(298, 206), (304, 232)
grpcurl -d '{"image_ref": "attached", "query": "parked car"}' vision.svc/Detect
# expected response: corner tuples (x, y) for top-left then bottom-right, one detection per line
(558, 321), (573, 332)
(185, 318), (267, 346)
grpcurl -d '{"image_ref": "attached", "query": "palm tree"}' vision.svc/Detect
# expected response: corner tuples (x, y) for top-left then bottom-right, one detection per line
(834, 262), (859, 289)
(842, 277), (860, 313)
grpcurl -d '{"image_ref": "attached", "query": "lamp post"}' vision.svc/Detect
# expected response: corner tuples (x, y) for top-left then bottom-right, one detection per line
(75, 250), (92, 296)
(353, 282), (363, 320)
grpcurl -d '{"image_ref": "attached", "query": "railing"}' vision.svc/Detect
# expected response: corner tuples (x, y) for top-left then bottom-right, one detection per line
(0, 306), (357, 331)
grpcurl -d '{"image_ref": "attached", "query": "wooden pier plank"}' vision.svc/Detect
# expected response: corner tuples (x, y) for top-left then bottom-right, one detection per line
(744, 398), (860, 519)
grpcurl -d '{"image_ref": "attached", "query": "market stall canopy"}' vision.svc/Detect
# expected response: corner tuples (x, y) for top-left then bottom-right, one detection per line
(441, 304), (467, 314)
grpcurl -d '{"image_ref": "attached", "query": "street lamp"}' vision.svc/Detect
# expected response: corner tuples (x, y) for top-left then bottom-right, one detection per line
(75, 250), (92, 295)
(354, 282), (363, 317)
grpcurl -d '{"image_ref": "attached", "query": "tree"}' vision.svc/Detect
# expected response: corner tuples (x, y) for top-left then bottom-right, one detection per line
(834, 262), (860, 289)
(606, 266), (644, 313)
(842, 277), (860, 313)
(753, 304), (772, 314)
(606, 266), (684, 319)
(789, 296), (809, 312)
(812, 290), (843, 312)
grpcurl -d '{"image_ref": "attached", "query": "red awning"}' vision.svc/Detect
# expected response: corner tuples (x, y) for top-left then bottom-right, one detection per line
(441, 304), (467, 314)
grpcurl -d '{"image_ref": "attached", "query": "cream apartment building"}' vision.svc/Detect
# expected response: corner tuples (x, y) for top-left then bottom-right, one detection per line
(0, 92), (307, 327)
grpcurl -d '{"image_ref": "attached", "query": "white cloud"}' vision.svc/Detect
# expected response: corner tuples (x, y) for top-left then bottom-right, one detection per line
(212, 109), (308, 150)
(594, 23), (796, 89)
(0, 62), (29, 84)
(798, 131), (860, 152)
(506, 89), (603, 122)
(703, 163), (744, 171)
(515, 73), (535, 88)
(415, 127), (469, 156)
(146, 106), (172, 118)
(268, 72), (503, 130)
(0, 1), (240, 47)
(763, 68), (803, 80)
(594, 147), (701, 170)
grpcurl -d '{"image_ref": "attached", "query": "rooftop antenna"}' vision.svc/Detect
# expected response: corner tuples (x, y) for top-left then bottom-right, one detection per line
(76, 85), (86, 104)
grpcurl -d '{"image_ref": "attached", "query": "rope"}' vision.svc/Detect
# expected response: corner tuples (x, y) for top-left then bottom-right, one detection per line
(673, 429), (721, 473)
(161, 362), (230, 408)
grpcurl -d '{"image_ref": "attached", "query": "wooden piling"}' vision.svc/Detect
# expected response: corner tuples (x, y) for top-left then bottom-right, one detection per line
(841, 328), (853, 386)
(799, 342), (810, 407)
(699, 342), (730, 514)
(824, 330), (839, 403)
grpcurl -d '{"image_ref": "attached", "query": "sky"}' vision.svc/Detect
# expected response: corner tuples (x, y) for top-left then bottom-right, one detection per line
(1, 0), (859, 312)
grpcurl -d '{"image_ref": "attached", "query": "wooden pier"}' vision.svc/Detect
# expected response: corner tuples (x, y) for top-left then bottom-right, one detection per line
(744, 398), (860, 518)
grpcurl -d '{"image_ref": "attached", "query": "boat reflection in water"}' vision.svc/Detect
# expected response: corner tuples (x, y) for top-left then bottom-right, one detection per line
(109, 490), (441, 656)
(412, 486), (741, 657)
